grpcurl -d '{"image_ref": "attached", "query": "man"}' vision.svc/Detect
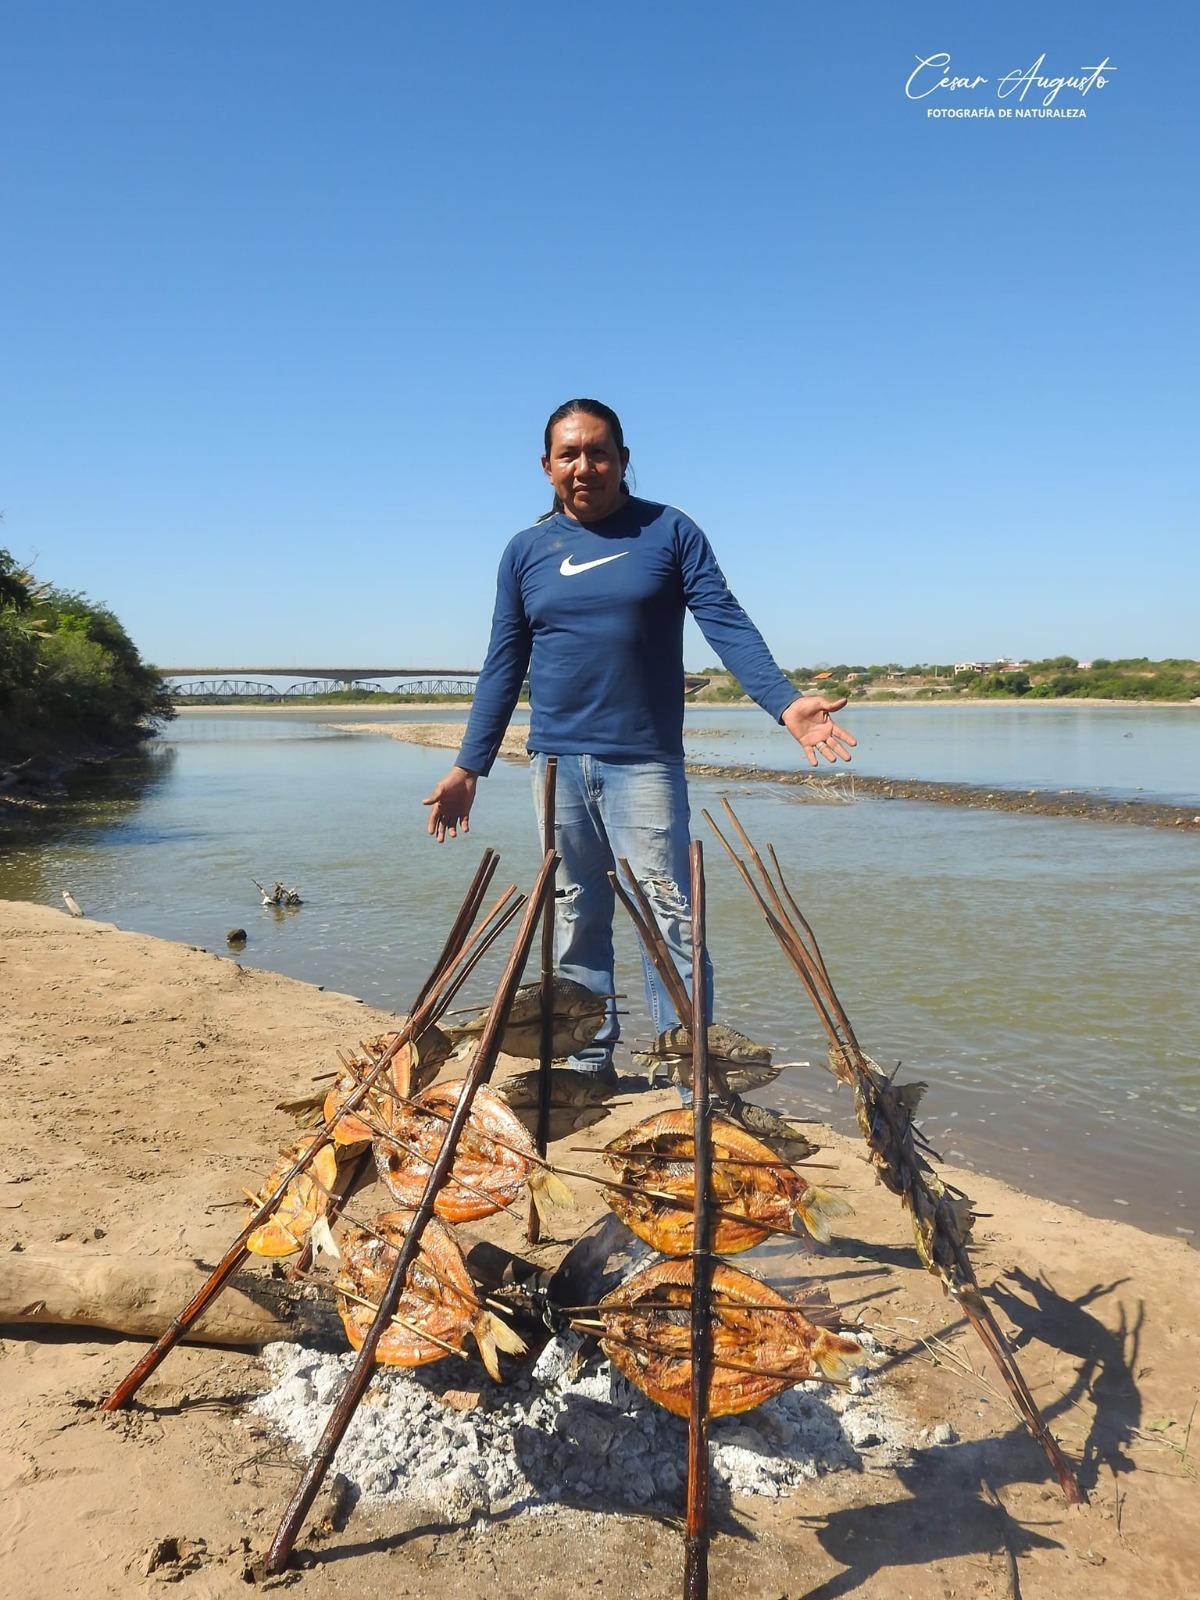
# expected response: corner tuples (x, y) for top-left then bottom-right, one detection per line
(424, 398), (855, 1080)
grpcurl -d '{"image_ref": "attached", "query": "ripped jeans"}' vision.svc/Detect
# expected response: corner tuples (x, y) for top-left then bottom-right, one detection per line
(530, 753), (714, 1074)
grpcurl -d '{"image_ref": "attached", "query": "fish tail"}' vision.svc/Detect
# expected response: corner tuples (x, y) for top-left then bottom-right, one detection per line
(529, 1169), (574, 1225)
(812, 1330), (864, 1384)
(475, 1312), (527, 1381)
(792, 1186), (854, 1244)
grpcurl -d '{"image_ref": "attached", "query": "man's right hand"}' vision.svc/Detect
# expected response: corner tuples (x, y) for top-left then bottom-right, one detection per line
(423, 765), (478, 842)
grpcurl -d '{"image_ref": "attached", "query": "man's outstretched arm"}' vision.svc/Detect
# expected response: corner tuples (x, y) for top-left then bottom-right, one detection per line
(678, 517), (857, 766)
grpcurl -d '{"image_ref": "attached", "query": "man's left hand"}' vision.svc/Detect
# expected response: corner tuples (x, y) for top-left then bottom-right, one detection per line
(781, 695), (858, 766)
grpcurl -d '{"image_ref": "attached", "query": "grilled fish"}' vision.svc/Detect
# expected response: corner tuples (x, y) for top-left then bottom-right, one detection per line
(245, 1139), (338, 1258)
(374, 1079), (571, 1224)
(444, 977), (607, 1060)
(602, 1109), (850, 1254)
(633, 1022), (780, 1094)
(598, 1257), (863, 1416)
(722, 1098), (821, 1163)
(320, 1021), (451, 1148)
(496, 1066), (618, 1140)
(335, 1210), (526, 1379)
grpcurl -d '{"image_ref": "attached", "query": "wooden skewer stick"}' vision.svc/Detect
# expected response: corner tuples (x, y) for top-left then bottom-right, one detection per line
(263, 847), (558, 1573)
(100, 851), (507, 1411)
(684, 839), (714, 1600)
(530, 756), (558, 1244)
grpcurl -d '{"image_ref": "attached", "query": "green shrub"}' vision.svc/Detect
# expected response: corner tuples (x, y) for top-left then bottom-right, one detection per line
(0, 548), (173, 754)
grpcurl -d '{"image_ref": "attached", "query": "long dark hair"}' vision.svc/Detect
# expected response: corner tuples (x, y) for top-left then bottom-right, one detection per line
(540, 397), (631, 518)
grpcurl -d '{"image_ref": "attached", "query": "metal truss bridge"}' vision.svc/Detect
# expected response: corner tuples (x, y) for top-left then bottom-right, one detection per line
(167, 676), (480, 701)
(160, 668), (710, 702)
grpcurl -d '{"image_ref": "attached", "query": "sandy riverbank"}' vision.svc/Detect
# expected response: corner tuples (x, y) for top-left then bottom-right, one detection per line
(1, 899), (1198, 1597)
(334, 721), (1200, 831)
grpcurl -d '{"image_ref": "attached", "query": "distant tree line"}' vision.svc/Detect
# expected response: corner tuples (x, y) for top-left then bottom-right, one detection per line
(0, 546), (173, 760)
(697, 657), (1198, 703)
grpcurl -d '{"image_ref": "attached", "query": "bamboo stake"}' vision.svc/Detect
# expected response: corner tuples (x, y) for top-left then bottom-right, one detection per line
(705, 803), (1084, 1505)
(263, 847), (558, 1573)
(530, 756), (558, 1243)
(101, 851), (505, 1411)
(684, 839), (714, 1600)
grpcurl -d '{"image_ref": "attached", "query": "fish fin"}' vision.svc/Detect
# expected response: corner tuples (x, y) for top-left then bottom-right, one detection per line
(794, 1186), (854, 1244)
(309, 1215), (341, 1264)
(476, 1319), (501, 1381)
(812, 1331), (864, 1384)
(475, 1312), (526, 1381)
(530, 1169), (574, 1224)
(485, 1312), (528, 1359)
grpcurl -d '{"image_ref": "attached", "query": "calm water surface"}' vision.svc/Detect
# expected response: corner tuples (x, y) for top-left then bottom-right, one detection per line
(2, 705), (1196, 1239)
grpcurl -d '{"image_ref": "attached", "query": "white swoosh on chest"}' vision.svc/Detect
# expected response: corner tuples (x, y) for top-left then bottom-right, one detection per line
(559, 552), (630, 576)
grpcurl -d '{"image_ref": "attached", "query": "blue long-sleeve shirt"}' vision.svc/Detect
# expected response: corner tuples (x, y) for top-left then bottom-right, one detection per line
(456, 497), (798, 776)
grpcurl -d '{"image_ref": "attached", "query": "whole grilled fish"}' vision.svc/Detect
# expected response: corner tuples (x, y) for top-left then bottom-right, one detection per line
(722, 1098), (821, 1163)
(496, 1066), (618, 1139)
(598, 1257), (863, 1417)
(374, 1079), (572, 1224)
(445, 977), (607, 1060)
(319, 1021), (452, 1149)
(633, 1022), (780, 1094)
(245, 1139), (338, 1258)
(335, 1211), (526, 1380)
(602, 1108), (850, 1254)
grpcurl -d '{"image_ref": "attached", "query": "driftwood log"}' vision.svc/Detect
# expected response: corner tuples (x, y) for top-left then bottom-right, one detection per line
(1, 1251), (340, 1346)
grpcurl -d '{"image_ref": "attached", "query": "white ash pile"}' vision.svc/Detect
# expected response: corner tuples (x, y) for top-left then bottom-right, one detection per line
(251, 1329), (908, 1522)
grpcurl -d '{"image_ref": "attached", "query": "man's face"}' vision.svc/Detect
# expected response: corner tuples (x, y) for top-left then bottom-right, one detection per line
(541, 413), (629, 523)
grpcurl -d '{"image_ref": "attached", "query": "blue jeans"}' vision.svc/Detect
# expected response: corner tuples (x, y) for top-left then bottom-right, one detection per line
(530, 753), (715, 1074)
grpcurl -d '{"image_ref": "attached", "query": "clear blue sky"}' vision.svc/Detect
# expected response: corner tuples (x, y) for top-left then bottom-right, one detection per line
(3, 2), (1195, 670)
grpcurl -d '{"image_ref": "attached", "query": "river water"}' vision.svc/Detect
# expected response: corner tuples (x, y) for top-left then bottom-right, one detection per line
(2, 704), (1197, 1238)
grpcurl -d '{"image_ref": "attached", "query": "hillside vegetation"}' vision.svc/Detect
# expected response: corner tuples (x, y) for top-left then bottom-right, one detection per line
(0, 547), (173, 763)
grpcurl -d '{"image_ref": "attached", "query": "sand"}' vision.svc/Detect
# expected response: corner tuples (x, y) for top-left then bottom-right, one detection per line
(1, 898), (1198, 1598)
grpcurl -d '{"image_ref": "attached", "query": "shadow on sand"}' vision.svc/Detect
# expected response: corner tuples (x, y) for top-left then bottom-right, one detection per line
(800, 1269), (1143, 1599)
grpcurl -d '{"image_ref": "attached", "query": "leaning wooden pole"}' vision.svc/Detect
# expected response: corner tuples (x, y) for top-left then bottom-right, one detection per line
(101, 850), (500, 1411)
(683, 840), (714, 1600)
(263, 848), (559, 1574)
(529, 756), (558, 1243)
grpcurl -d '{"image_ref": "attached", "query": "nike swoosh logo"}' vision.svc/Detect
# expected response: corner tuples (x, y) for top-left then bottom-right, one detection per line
(559, 551), (630, 576)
